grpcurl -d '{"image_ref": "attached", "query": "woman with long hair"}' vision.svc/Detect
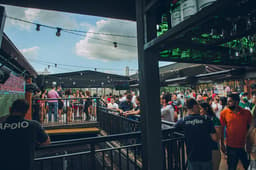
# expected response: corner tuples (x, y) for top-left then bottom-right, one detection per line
(200, 102), (221, 170)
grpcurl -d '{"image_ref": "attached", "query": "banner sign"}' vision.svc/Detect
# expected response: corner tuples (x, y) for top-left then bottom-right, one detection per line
(0, 73), (25, 94)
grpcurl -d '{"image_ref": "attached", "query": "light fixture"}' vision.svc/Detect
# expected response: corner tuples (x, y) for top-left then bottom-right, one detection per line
(56, 27), (61, 37)
(250, 48), (254, 53)
(36, 24), (40, 31)
(235, 51), (239, 57)
(113, 42), (117, 48)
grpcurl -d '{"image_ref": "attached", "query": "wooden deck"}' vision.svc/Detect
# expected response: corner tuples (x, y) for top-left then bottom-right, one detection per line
(43, 121), (100, 141)
(46, 127), (100, 135)
(43, 121), (99, 130)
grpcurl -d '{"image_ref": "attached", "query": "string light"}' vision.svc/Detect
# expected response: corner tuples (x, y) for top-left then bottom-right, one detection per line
(36, 24), (40, 31)
(62, 29), (136, 48)
(56, 28), (61, 37)
(6, 15), (136, 38)
(6, 15), (137, 48)
(113, 42), (117, 48)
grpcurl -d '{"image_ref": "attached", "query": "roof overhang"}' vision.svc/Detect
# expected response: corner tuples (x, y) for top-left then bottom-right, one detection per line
(0, 0), (137, 21)
(0, 33), (37, 78)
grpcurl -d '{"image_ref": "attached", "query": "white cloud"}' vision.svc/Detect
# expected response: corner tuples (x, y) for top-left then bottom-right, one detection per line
(79, 22), (93, 30)
(24, 8), (40, 21)
(20, 46), (40, 61)
(75, 19), (137, 61)
(3, 5), (78, 30)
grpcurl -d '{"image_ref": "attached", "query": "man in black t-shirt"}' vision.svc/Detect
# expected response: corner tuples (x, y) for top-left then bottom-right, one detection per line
(119, 94), (133, 114)
(0, 99), (50, 170)
(175, 98), (218, 170)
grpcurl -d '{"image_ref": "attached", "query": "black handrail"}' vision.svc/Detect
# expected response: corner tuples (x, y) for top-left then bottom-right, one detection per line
(34, 101), (186, 170)
(38, 131), (141, 150)
(35, 128), (185, 170)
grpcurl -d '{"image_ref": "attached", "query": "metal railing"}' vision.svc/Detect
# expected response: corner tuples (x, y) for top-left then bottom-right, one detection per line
(97, 106), (140, 135)
(33, 99), (186, 169)
(35, 132), (142, 170)
(34, 126), (185, 170)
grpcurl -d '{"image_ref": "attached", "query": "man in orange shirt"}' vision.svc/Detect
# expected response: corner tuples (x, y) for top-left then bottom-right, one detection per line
(220, 93), (252, 170)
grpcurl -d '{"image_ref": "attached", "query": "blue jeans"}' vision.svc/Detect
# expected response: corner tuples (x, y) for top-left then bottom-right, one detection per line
(227, 146), (249, 170)
(48, 102), (58, 122)
(187, 160), (212, 170)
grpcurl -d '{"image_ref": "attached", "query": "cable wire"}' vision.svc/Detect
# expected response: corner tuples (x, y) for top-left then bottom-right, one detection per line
(29, 59), (138, 72)
(6, 15), (137, 38)
(62, 30), (137, 48)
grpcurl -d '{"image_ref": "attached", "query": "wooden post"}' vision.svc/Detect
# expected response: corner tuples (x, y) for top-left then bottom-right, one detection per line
(136, 0), (163, 169)
(25, 77), (32, 120)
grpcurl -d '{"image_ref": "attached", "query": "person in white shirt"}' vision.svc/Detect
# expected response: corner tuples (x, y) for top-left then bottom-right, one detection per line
(119, 92), (127, 102)
(161, 94), (176, 129)
(211, 95), (222, 118)
(131, 92), (137, 107)
(107, 98), (119, 110)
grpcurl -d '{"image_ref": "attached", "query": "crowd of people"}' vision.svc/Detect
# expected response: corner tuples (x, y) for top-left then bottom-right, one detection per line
(30, 84), (256, 170)
(32, 86), (141, 123)
(162, 88), (256, 170)
(32, 85), (96, 123)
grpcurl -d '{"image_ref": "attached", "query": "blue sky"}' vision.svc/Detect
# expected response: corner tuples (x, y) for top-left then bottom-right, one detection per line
(2, 5), (171, 75)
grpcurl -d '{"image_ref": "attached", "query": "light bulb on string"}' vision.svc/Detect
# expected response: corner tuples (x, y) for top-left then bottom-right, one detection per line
(56, 28), (61, 37)
(113, 42), (117, 48)
(36, 24), (40, 31)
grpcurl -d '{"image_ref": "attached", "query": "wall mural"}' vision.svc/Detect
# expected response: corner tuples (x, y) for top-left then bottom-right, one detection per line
(0, 73), (25, 94)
